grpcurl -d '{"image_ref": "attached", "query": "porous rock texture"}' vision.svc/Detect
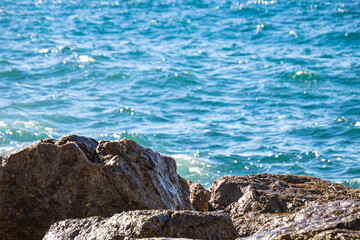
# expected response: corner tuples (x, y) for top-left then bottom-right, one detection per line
(0, 135), (199, 240)
(209, 173), (360, 238)
(43, 210), (239, 240)
(180, 178), (211, 212)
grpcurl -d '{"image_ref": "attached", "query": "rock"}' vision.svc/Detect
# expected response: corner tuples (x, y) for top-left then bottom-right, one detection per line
(43, 210), (239, 240)
(242, 200), (360, 240)
(210, 173), (360, 212)
(0, 135), (196, 240)
(209, 173), (360, 237)
(138, 239), (196, 240)
(180, 177), (210, 212)
(137, 238), (195, 240)
(300, 229), (360, 240)
(2, 135), (360, 240)
(56, 135), (99, 162)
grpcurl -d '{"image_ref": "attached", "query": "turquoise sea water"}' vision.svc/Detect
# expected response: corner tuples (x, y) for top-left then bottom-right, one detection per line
(1, 0), (360, 188)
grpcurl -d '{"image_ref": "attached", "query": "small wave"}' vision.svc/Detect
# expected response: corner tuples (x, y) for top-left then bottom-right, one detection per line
(1, 68), (28, 81)
(104, 73), (128, 81)
(1, 0), (359, 189)
(171, 153), (216, 187)
(340, 179), (360, 189)
(0, 60), (14, 65)
(0, 146), (17, 154)
(292, 70), (323, 82)
(100, 131), (152, 148)
(0, 120), (56, 153)
(78, 55), (95, 63)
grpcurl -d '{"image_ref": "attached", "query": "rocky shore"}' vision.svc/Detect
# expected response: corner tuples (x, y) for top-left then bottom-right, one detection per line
(1, 135), (359, 240)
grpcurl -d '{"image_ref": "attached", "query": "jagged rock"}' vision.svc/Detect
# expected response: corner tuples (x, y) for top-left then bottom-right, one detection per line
(180, 178), (210, 212)
(241, 200), (360, 240)
(210, 173), (360, 212)
(209, 173), (360, 237)
(0, 135), (197, 240)
(43, 210), (239, 240)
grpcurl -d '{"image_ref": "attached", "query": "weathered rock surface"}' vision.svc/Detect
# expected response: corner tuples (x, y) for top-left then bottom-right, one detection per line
(43, 210), (239, 240)
(209, 173), (360, 237)
(0, 135), (197, 240)
(241, 200), (360, 240)
(210, 173), (360, 212)
(180, 178), (211, 212)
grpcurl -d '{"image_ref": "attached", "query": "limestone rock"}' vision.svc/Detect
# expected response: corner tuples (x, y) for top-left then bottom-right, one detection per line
(43, 210), (239, 240)
(0, 135), (194, 240)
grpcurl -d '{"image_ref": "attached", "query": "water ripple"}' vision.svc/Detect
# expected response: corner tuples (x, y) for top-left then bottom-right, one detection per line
(1, 0), (359, 188)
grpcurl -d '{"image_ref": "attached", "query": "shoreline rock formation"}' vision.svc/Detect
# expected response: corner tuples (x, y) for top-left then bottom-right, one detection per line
(210, 174), (360, 238)
(1, 135), (359, 240)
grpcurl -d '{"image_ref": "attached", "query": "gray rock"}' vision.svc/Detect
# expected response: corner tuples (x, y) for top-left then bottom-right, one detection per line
(241, 200), (360, 240)
(43, 210), (239, 240)
(0, 135), (196, 240)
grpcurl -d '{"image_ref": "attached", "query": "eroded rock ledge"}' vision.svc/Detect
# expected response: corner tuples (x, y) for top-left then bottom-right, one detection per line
(0, 135), (359, 240)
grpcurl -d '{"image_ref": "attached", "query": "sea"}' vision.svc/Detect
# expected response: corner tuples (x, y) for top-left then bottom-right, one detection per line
(1, 0), (359, 188)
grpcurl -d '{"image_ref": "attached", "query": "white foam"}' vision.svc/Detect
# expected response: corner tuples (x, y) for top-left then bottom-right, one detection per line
(79, 55), (95, 63)
(189, 167), (202, 174)
(0, 121), (7, 128)
(171, 154), (195, 162)
(39, 49), (49, 54)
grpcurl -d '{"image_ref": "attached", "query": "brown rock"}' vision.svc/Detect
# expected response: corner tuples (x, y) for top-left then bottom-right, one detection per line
(180, 177), (210, 212)
(209, 173), (360, 237)
(210, 173), (359, 212)
(43, 210), (239, 240)
(0, 135), (194, 240)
